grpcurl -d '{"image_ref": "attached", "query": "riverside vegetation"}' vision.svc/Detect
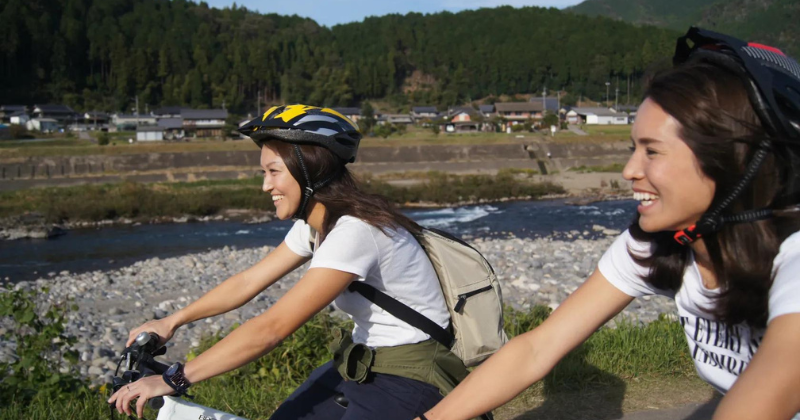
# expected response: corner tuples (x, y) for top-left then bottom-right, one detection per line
(0, 170), (565, 225)
(0, 288), (696, 420)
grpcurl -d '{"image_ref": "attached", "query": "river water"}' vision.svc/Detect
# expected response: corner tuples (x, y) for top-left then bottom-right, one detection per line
(0, 199), (637, 283)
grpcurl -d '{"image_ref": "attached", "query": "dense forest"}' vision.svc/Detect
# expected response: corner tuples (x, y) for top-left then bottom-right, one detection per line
(568, 0), (800, 58)
(0, 0), (678, 113)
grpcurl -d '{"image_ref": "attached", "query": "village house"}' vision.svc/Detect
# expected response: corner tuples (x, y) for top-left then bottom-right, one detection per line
(611, 105), (639, 123)
(136, 125), (164, 141)
(110, 113), (157, 131)
(181, 109), (227, 138)
(567, 107), (629, 125)
(0, 105), (27, 122)
(494, 102), (545, 124)
(478, 104), (495, 118)
(332, 107), (361, 123)
(411, 106), (439, 123)
(26, 118), (59, 133)
(159, 118), (185, 140)
(378, 114), (413, 125)
(32, 104), (78, 127)
(152, 107), (184, 119)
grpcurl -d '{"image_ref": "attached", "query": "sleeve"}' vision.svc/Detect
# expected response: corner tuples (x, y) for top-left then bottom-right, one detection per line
(309, 218), (379, 279)
(597, 229), (662, 297)
(767, 232), (800, 324)
(283, 220), (314, 258)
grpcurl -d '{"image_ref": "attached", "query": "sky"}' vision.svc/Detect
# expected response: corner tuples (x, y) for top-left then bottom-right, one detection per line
(202, 0), (585, 27)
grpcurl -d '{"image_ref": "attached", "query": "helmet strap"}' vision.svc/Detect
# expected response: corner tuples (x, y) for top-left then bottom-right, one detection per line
(674, 139), (774, 245)
(290, 144), (342, 222)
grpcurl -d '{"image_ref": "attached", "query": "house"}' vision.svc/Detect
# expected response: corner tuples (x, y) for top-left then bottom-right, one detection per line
(529, 97), (560, 113)
(0, 105), (26, 121)
(181, 109), (228, 138)
(158, 118), (185, 140)
(152, 107), (184, 119)
(378, 114), (413, 125)
(494, 102), (545, 123)
(26, 118), (59, 133)
(111, 114), (157, 131)
(611, 105), (639, 123)
(478, 104), (495, 117)
(136, 125), (164, 141)
(8, 111), (30, 125)
(32, 104), (78, 126)
(567, 107), (629, 125)
(331, 107), (361, 123)
(79, 112), (109, 131)
(411, 106), (439, 122)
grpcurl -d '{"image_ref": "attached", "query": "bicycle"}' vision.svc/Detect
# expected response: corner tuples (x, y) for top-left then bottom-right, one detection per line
(109, 331), (246, 420)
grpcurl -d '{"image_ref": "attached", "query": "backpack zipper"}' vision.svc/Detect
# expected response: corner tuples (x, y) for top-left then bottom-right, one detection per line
(454, 285), (494, 313)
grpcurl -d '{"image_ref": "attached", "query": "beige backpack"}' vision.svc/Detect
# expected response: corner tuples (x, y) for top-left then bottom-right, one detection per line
(349, 227), (508, 367)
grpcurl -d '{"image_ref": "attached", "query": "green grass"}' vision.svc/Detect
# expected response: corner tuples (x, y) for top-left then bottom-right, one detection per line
(0, 172), (564, 223)
(567, 163), (625, 173)
(0, 307), (694, 420)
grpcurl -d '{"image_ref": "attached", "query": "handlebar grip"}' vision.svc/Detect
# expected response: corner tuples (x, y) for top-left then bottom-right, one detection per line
(148, 396), (164, 410)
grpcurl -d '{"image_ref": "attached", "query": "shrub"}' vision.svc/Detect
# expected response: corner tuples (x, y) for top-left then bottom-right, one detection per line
(0, 288), (84, 403)
(97, 132), (110, 146)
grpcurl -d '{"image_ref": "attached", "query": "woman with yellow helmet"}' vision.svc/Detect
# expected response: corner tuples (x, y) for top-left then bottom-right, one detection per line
(109, 105), (467, 420)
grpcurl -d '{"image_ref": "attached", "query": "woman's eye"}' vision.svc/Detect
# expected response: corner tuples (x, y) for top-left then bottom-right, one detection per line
(645, 148), (657, 156)
(628, 146), (636, 152)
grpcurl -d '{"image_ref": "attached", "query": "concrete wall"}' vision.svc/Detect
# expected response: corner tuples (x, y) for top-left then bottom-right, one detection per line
(0, 141), (630, 182)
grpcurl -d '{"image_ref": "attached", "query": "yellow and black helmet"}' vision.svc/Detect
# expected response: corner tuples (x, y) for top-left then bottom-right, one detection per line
(238, 105), (361, 163)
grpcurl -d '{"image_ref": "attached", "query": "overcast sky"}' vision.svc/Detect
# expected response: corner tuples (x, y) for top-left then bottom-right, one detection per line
(202, 0), (585, 27)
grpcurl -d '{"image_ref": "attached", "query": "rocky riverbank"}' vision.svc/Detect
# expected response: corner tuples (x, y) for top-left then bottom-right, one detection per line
(0, 230), (674, 388)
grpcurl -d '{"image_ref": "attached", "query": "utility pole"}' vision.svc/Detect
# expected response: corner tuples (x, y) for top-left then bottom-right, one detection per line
(542, 86), (547, 114)
(135, 95), (139, 127)
(615, 86), (619, 109)
(605, 82), (610, 108)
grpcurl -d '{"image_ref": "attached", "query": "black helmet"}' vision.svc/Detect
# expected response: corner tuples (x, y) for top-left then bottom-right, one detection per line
(671, 27), (800, 245)
(238, 105), (361, 222)
(238, 105), (361, 163)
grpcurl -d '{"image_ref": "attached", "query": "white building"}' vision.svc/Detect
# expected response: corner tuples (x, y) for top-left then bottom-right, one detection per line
(26, 118), (59, 132)
(136, 125), (164, 141)
(567, 107), (629, 125)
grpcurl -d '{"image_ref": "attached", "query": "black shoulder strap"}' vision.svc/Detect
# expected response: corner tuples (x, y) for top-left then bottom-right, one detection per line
(347, 282), (455, 349)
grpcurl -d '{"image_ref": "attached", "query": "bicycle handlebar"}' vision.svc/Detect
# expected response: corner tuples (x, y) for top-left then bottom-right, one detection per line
(109, 332), (171, 416)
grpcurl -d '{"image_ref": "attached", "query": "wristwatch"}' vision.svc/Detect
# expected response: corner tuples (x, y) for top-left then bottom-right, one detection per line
(162, 362), (192, 396)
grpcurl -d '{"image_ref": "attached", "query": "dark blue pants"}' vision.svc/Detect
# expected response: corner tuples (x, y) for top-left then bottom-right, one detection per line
(270, 361), (443, 420)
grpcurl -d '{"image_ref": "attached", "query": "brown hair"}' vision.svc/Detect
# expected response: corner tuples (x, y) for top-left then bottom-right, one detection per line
(268, 141), (421, 241)
(630, 62), (800, 328)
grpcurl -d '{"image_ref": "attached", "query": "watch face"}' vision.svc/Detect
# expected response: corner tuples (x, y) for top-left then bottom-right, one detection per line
(166, 363), (180, 376)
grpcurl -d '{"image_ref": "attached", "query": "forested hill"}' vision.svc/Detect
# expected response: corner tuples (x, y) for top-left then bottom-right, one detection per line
(0, 0), (677, 113)
(568, 0), (800, 58)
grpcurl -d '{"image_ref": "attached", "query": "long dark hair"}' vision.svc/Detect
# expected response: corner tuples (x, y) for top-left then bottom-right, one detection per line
(268, 141), (421, 240)
(630, 62), (800, 328)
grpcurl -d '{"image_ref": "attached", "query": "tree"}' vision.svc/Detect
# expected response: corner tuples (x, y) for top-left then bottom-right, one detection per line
(360, 101), (376, 134)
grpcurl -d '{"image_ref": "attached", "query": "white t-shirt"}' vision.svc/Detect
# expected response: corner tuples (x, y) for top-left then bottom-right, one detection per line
(283, 216), (450, 348)
(599, 230), (800, 397)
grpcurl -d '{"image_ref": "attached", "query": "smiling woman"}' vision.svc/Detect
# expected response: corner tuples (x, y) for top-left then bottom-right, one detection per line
(416, 27), (800, 420)
(108, 105), (467, 420)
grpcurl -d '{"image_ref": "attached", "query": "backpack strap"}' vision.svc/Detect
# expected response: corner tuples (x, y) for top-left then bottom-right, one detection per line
(347, 282), (455, 349)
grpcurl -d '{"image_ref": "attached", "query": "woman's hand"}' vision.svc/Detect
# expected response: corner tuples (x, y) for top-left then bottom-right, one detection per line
(108, 375), (174, 418)
(125, 317), (177, 347)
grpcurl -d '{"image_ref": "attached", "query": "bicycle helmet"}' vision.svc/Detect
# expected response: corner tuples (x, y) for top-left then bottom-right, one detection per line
(238, 105), (362, 221)
(670, 27), (800, 245)
(238, 104), (361, 163)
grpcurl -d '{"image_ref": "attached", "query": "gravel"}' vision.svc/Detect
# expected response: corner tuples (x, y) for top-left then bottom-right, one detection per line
(0, 230), (675, 387)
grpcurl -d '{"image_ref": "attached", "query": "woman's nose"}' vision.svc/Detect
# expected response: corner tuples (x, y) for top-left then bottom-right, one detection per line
(622, 153), (643, 182)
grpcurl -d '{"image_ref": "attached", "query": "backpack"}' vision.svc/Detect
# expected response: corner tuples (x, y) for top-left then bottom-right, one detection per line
(348, 227), (508, 367)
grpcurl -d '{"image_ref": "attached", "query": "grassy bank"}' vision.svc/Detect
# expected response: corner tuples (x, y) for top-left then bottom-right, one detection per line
(0, 170), (565, 223)
(0, 305), (697, 420)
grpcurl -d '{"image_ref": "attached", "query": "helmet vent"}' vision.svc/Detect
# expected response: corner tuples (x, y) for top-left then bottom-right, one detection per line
(743, 46), (800, 80)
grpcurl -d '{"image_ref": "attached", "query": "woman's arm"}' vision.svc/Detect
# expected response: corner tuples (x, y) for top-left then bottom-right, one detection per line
(112, 265), (356, 418)
(126, 242), (309, 346)
(423, 268), (635, 420)
(712, 313), (800, 420)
